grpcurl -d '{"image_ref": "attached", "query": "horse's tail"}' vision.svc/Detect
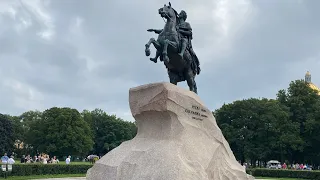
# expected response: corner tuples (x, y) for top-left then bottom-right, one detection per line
(191, 61), (199, 75)
(195, 57), (200, 75)
(188, 50), (200, 75)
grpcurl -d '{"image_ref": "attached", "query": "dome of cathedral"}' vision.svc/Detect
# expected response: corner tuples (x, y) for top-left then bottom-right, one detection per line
(305, 71), (320, 95)
(306, 71), (311, 76)
(308, 83), (320, 95)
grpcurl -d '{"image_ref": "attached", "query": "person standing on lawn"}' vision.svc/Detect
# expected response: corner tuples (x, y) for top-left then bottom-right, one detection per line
(66, 155), (71, 164)
(1, 153), (9, 164)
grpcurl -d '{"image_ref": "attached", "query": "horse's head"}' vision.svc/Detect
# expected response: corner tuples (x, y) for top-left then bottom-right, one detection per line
(158, 3), (178, 21)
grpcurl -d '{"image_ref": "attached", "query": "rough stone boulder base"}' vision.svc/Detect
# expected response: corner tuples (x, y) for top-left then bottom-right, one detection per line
(86, 82), (254, 180)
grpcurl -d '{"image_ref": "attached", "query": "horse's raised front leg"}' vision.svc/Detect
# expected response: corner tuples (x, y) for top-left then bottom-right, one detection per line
(150, 50), (160, 63)
(145, 38), (161, 57)
(162, 39), (178, 63)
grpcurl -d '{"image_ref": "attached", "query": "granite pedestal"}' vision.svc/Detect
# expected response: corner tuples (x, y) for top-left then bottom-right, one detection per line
(86, 82), (254, 180)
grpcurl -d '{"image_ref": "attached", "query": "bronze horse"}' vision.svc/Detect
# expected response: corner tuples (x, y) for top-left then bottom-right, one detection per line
(145, 3), (200, 94)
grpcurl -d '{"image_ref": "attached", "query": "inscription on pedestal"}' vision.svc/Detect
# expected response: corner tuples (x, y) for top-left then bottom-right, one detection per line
(184, 105), (208, 121)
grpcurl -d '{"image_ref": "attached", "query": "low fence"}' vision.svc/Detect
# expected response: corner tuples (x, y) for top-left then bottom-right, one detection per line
(0, 164), (92, 177)
(247, 168), (320, 179)
(2, 165), (320, 179)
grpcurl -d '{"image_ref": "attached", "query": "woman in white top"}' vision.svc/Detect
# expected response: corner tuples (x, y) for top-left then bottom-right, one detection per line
(8, 156), (15, 164)
(42, 156), (47, 164)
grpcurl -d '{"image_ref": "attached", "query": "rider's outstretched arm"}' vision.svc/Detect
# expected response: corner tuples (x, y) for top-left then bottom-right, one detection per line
(154, 29), (163, 34)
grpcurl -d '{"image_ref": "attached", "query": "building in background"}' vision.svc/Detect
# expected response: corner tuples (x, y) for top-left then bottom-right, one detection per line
(305, 71), (320, 95)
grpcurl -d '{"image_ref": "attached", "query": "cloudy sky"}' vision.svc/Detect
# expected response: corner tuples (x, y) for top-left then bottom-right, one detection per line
(1, 0), (319, 121)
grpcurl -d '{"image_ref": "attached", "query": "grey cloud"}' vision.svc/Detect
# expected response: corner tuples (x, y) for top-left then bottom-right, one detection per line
(197, 0), (320, 106)
(1, 0), (320, 121)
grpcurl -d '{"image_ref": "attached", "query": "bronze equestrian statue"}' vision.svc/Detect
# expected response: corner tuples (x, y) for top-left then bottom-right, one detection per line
(145, 2), (201, 94)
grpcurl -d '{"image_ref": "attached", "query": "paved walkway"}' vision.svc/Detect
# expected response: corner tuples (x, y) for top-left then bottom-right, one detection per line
(35, 177), (274, 180)
(36, 178), (85, 180)
(36, 178), (276, 180)
(35, 178), (275, 180)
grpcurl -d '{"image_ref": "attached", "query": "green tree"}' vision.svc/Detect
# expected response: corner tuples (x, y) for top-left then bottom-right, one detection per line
(20, 110), (42, 132)
(27, 107), (93, 157)
(83, 109), (137, 156)
(0, 113), (14, 154)
(10, 110), (43, 155)
(277, 79), (320, 164)
(215, 98), (301, 166)
(8, 115), (25, 155)
(265, 100), (303, 163)
(304, 100), (320, 165)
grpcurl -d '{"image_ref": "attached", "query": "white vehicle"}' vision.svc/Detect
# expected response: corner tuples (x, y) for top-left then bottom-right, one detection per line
(267, 160), (281, 169)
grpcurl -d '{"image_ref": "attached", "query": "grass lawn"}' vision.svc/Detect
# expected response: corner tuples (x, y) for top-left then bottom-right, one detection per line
(0, 174), (85, 180)
(256, 177), (306, 180)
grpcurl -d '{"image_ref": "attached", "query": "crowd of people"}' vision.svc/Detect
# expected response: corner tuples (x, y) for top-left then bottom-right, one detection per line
(1, 153), (72, 165)
(20, 154), (60, 164)
(239, 160), (317, 170)
(279, 163), (313, 170)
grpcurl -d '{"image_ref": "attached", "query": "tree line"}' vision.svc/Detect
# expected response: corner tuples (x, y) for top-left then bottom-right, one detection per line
(214, 79), (320, 167)
(1, 79), (319, 167)
(0, 108), (137, 159)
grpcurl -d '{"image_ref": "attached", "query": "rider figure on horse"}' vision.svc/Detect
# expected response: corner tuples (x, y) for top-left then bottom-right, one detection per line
(145, 3), (201, 93)
(147, 10), (199, 74)
(176, 10), (192, 59)
(176, 10), (200, 75)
